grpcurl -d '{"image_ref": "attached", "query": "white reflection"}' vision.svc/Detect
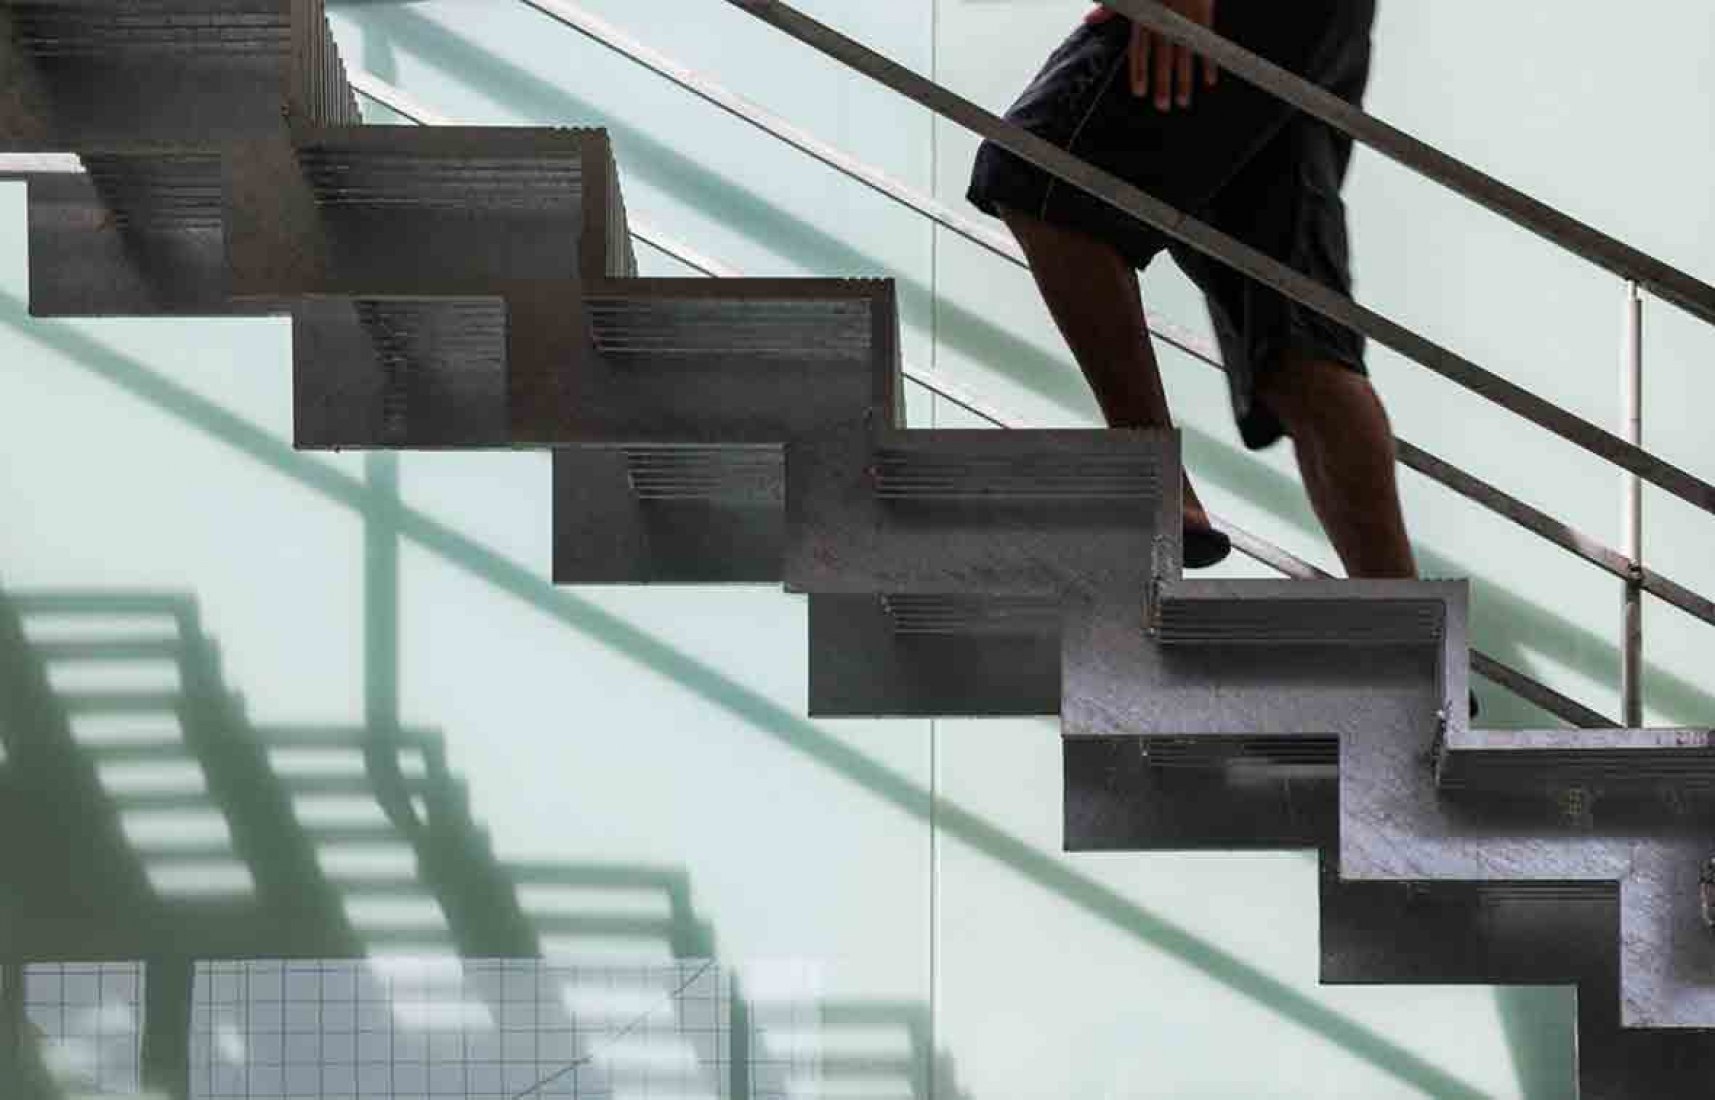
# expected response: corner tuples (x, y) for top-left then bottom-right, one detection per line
(20, 612), (173, 641)
(145, 860), (255, 897)
(97, 760), (208, 795)
(390, 998), (495, 1031)
(343, 894), (449, 930)
(215, 1021), (247, 1064)
(519, 884), (673, 918)
(120, 809), (233, 848)
(70, 711), (184, 745)
(762, 1023), (910, 1058)
(594, 1038), (701, 1071)
(560, 983), (675, 1019)
(46, 658), (180, 692)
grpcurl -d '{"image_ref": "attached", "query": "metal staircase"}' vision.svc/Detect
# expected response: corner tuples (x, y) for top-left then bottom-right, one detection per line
(3, 1), (1714, 1096)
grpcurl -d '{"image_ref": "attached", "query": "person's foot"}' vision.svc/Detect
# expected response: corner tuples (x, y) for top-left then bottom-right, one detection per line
(1183, 510), (1232, 570)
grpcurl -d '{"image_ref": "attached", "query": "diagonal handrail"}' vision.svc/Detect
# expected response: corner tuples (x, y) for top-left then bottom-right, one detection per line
(477, 2), (1715, 632)
(1109, 0), (1715, 327)
(349, 71), (1623, 729)
(721, 0), (1715, 519)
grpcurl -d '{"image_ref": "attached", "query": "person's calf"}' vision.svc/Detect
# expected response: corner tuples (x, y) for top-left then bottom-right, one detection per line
(1260, 358), (1416, 579)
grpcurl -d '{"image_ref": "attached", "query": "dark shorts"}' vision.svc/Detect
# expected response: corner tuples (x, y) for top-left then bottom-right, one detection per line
(968, 1), (1376, 449)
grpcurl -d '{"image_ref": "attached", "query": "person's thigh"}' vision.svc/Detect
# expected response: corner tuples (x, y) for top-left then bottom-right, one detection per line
(968, 0), (1376, 270)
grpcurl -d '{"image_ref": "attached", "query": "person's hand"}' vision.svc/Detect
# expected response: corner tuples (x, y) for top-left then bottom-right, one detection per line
(1086, 1), (1218, 111)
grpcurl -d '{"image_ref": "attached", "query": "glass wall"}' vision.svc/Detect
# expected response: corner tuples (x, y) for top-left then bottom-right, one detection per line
(6, 0), (1713, 1095)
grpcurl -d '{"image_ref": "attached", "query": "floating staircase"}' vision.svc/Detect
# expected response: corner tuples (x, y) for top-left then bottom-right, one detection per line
(2, 3), (1712, 1096)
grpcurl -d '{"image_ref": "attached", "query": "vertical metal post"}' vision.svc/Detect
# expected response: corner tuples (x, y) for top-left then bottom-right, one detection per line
(1621, 283), (1645, 727)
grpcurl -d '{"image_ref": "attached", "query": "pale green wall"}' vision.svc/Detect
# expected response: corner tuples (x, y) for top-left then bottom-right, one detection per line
(7, 0), (1713, 1095)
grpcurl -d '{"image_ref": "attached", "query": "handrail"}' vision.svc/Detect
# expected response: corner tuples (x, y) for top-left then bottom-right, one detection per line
(512, 0), (1220, 367)
(348, 72), (1622, 730)
(721, 0), (1715, 521)
(1108, 0), (1715, 328)
(486, 0), (1715, 636)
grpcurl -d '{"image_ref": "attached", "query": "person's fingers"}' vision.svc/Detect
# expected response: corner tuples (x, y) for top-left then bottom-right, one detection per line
(1175, 41), (1194, 107)
(1205, 54), (1219, 88)
(1153, 35), (1173, 109)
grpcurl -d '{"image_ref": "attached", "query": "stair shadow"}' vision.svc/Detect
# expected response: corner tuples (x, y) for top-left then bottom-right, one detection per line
(0, 305), (1508, 1099)
(335, 5), (1711, 730)
(0, 582), (970, 1099)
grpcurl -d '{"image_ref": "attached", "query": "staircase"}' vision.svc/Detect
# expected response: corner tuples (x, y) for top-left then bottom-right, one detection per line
(2, 2), (1712, 1097)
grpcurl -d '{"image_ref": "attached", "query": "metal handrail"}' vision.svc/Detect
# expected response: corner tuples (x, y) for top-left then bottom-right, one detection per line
(487, 1), (1715, 630)
(722, 0), (1715, 521)
(512, 0), (1221, 367)
(1108, 0), (1715, 327)
(349, 71), (1622, 730)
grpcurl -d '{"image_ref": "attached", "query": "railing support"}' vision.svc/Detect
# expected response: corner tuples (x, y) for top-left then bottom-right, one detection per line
(1621, 283), (1645, 727)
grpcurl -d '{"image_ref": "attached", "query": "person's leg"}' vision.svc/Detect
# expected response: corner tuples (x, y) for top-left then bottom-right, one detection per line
(999, 204), (1216, 535)
(1257, 356), (1416, 579)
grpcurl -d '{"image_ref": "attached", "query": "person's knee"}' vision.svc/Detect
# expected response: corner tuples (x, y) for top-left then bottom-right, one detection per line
(1260, 354), (1385, 437)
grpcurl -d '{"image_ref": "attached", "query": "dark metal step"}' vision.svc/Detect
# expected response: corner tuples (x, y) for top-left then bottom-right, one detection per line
(516, 278), (895, 444)
(226, 125), (621, 299)
(1, 0), (355, 150)
(786, 427), (1173, 597)
(808, 592), (1061, 717)
(1438, 727), (1715, 794)
(293, 296), (509, 448)
(1155, 579), (1447, 647)
(552, 445), (785, 584)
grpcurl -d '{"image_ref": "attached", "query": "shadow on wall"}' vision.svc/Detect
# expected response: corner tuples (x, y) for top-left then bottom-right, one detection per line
(0, 583), (970, 1100)
(332, 2), (1712, 730)
(0, 297), (1542, 1099)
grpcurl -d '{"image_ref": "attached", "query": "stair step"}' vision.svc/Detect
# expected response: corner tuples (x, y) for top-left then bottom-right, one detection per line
(808, 592), (1062, 718)
(523, 278), (894, 445)
(1155, 579), (1447, 647)
(787, 428), (1172, 596)
(588, 292), (873, 360)
(2, 0), (354, 151)
(872, 447), (1162, 503)
(8, 3), (291, 59)
(1141, 737), (1340, 770)
(871, 432), (1163, 504)
(552, 446), (786, 584)
(82, 152), (222, 229)
(1438, 727), (1715, 793)
(877, 593), (1063, 636)
(297, 128), (587, 210)
(622, 445), (784, 504)
(294, 297), (508, 448)
(227, 126), (617, 299)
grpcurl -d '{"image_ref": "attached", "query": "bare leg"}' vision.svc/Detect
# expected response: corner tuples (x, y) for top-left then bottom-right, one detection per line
(1258, 356), (1417, 579)
(999, 205), (1212, 530)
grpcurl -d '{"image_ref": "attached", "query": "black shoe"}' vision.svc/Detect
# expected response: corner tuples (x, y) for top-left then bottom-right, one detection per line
(1184, 525), (1233, 570)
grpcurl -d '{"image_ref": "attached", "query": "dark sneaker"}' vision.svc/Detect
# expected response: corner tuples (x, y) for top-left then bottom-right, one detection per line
(1184, 525), (1233, 570)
